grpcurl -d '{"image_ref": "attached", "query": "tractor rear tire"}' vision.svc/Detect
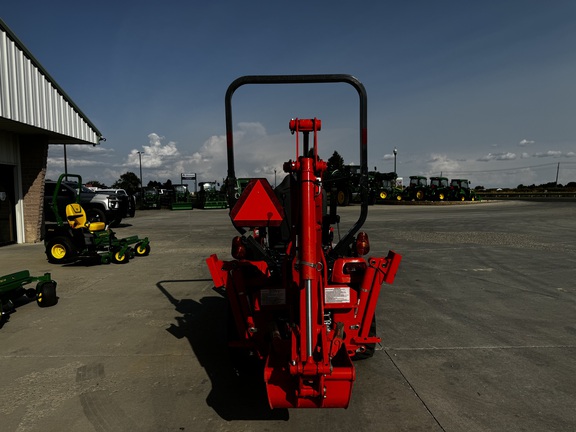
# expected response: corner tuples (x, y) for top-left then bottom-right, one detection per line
(36, 281), (58, 307)
(416, 190), (424, 200)
(337, 190), (350, 206)
(379, 191), (388, 200)
(46, 237), (76, 264)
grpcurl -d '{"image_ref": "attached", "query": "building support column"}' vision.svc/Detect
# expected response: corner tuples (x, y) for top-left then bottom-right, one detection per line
(19, 135), (48, 243)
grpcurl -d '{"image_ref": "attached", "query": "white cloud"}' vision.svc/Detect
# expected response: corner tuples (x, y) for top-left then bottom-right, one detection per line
(533, 150), (562, 158)
(126, 133), (181, 169)
(477, 152), (517, 161)
(518, 139), (535, 146)
(424, 154), (461, 176)
(45, 158), (112, 182)
(47, 157), (111, 168)
(139, 122), (291, 185)
(237, 122), (266, 139)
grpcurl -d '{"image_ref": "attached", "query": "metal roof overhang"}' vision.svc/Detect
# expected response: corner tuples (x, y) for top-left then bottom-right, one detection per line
(0, 117), (98, 144)
(0, 19), (103, 146)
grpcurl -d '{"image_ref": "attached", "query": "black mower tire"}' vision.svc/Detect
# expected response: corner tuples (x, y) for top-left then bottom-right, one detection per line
(134, 243), (151, 257)
(36, 281), (58, 307)
(46, 237), (76, 264)
(112, 249), (130, 264)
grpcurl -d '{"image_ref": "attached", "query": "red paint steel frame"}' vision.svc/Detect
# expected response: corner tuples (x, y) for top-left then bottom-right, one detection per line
(206, 75), (402, 409)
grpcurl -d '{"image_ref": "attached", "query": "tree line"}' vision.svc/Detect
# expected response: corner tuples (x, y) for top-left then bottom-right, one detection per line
(88, 151), (347, 196)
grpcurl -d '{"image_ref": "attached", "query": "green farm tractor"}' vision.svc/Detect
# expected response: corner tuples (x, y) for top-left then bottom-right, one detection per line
(1, 271), (57, 322)
(403, 175), (428, 201)
(373, 171), (403, 202)
(44, 174), (151, 265)
(170, 184), (193, 210)
(323, 164), (362, 206)
(196, 181), (227, 209)
(449, 179), (478, 201)
(142, 188), (161, 209)
(428, 176), (450, 201)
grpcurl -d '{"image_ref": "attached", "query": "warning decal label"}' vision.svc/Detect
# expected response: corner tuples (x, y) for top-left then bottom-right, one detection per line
(325, 287), (351, 304)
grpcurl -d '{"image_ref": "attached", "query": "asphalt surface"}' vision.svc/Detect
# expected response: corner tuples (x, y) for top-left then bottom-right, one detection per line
(1, 200), (575, 432)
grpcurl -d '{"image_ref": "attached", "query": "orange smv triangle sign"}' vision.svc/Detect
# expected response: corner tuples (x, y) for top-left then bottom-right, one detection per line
(230, 178), (285, 227)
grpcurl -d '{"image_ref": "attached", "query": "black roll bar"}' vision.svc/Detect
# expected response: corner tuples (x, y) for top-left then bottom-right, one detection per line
(224, 74), (369, 256)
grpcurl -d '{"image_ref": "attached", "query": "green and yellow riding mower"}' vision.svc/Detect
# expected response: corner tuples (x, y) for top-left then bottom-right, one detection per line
(44, 174), (151, 265)
(0, 271), (57, 322)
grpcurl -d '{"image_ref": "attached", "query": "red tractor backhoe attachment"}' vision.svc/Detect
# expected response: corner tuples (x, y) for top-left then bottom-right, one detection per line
(206, 75), (402, 408)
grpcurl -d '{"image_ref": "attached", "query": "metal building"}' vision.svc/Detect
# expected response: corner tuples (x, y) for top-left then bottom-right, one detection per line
(0, 18), (103, 246)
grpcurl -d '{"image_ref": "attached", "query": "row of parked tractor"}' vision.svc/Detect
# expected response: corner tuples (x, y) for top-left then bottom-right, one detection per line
(324, 166), (478, 205)
(141, 181), (228, 210)
(389, 176), (478, 202)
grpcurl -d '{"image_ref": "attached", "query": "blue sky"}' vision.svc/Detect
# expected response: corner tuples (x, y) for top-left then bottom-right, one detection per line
(3, 0), (576, 188)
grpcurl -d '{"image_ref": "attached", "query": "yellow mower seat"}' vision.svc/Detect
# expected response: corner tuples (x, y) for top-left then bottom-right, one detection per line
(66, 204), (106, 232)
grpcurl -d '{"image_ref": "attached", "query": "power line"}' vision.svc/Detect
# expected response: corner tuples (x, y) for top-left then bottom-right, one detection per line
(443, 161), (576, 175)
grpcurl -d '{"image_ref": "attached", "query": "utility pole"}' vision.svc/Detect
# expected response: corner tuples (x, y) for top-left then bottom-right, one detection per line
(393, 147), (398, 174)
(137, 151), (144, 199)
(555, 162), (560, 185)
(63, 144), (68, 175)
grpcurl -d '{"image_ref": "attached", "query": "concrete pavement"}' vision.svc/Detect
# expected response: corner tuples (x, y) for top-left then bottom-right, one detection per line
(1, 200), (575, 431)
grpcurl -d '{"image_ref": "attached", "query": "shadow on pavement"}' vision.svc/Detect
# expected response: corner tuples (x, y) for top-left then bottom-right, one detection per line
(156, 280), (289, 421)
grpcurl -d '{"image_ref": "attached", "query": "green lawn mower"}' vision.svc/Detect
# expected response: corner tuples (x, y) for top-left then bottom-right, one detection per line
(0, 271), (57, 322)
(44, 174), (151, 265)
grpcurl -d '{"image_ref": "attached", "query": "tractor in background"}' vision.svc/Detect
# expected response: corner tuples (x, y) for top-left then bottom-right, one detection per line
(170, 184), (193, 210)
(141, 188), (161, 209)
(196, 181), (227, 209)
(323, 164), (363, 206)
(402, 175), (428, 201)
(428, 176), (450, 201)
(449, 178), (478, 201)
(373, 171), (403, 202)
(206, 75), (401, 409)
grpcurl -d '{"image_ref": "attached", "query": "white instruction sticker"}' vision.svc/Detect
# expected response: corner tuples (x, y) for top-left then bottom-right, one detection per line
(325, 287), (351, 304)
